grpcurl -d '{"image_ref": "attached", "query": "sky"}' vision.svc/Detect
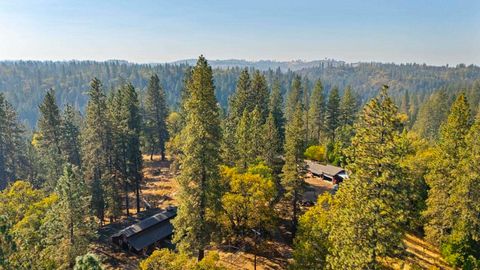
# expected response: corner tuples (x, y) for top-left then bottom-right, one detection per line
(0, 0), (479, 65)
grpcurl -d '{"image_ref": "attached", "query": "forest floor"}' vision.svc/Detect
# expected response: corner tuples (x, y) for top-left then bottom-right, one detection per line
(92, 155), (451, 270)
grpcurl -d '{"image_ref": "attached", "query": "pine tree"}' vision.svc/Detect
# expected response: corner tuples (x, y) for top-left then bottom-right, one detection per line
(303, 77), (310, 144)
(61, 104), (81, 167)
(81, 78), (118, 223)
(172, 56), (222, 261)
(0, 94), (6, 189)
(325, 87), (341, 141)
(424, 93), (471, 245)
(328, 86), (409, 269)
(339, 86), (358, 127)
(286, 75), (302, 121)
(400, 90), (410, 115)
(262, 112), (280, 169)
(291, 194), (332, 270)
(123, 83), (143, 214)
(37, 89), (64, 189)
(269, 79), (285, 146)
(413, 89), (450, 140)
(250, 107), (264, 159)
(282, 103), (306, 238)
(444, 110), (480, 267)
(109, 83), (143, 216)
(235, 110), (252, 170)
(308, 79), (325, 144)
(229, 68), (251, 120)
(144, 74), (169, 160)
(74, 253), (103, 270)
(44, 163), (95, 268)
(250, 70), (270, 122)
(222, 69), (251, 166)
(0, 94), (28, 189)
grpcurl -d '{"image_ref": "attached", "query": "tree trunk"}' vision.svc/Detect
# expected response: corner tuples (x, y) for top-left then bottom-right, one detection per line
(136, 178), (141, 213)
(198, 249), (205, 261)
(70, 220), (74, 245)
(125, 180), (130, 217)
(292, 190), (298, 240)
(150, 144), (154, 161)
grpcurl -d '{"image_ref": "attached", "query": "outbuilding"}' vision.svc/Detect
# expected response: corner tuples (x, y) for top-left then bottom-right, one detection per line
(111, 206), (177, 254)
(306, 160), (348, 184)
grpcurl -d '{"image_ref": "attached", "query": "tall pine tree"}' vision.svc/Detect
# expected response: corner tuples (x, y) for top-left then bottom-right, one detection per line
(172, 56), (222, 261)
(144, 74), (169, 160)
(424, 93), (471, 245)
(328, 86), (410, 269)
(37, 89), (64, 189)
(308, 79), (326, 145)
(269, 79), (285, 146)
(325, 87), (341, 141)
(282, 103), (306, 239)
(81, 78), (119, 223)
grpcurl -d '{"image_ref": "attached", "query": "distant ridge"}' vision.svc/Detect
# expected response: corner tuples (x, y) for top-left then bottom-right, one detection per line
(168, 59), (347, 71)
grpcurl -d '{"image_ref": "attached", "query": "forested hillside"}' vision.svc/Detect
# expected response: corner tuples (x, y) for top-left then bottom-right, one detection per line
(1, 60), (479, 128)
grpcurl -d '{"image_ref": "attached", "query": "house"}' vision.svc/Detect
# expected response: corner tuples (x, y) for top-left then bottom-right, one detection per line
(306, 160), (348, 184)
(111, 206), (177, 254)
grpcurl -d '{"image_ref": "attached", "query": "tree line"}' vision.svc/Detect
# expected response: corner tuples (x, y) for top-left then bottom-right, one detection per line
(1, 60), (479, 129)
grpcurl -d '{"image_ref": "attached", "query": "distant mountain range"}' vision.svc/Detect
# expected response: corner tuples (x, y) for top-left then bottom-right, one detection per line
(168, 59), (348, 71)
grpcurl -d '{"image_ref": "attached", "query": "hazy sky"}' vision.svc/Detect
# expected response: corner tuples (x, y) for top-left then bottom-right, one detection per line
(0, 0), (479, 65)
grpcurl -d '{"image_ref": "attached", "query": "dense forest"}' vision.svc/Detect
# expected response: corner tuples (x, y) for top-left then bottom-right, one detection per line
(1, 60), (479, 128)
(1, 56), (480, 269)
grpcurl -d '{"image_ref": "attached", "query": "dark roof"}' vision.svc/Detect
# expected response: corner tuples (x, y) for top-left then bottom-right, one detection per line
(112, 207), (177, 239)
(128, 221), (174, 251)
(306, 160), (345, 177)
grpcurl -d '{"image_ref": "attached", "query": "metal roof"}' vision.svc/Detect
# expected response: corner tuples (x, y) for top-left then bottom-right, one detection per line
(112, 207), (177, 239)
(306, 160), (345, 177)
(128, 221), (174, 251)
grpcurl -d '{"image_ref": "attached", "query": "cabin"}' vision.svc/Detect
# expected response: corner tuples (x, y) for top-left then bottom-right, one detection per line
(306, 160), (348, 184)
(111, 206), (177, 254)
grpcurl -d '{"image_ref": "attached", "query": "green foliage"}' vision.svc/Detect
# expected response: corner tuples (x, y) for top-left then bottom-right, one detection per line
(140, 249), (195, 270)
(60, 104), (82, 167)
(325, 87), (341, 141)
(172, 56), (222, 260)
(413, 89), (452, 140)
(42, 164), (96, 268)
(339, 86), (359, 127)
(308, 80), (325, 144)
(109, 82), (143, 215)
(235, 108), (263, 169)
(81, 78), (119, 222)
(139, 249), (225, 270)
(250, 70), (270, 122)
(430, 107), (480, 268)
(396, 131), (433, 231)
(303, 145), (326, 162)
(219, 164), (276, 239)
(269, 79), (285, 146)
(0, 93), (30, 190)
(73, 253), (103, 270)
(423, 93), (472, 245)
(328, 86), (410, 269)
(262, 112), (281, 168)
(291, 194), (333, 270)
(282, 104), (306, 237)
(143, 74), (169, 160)
(36, 89), (64, 189)
(285, 75), (303, 121)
